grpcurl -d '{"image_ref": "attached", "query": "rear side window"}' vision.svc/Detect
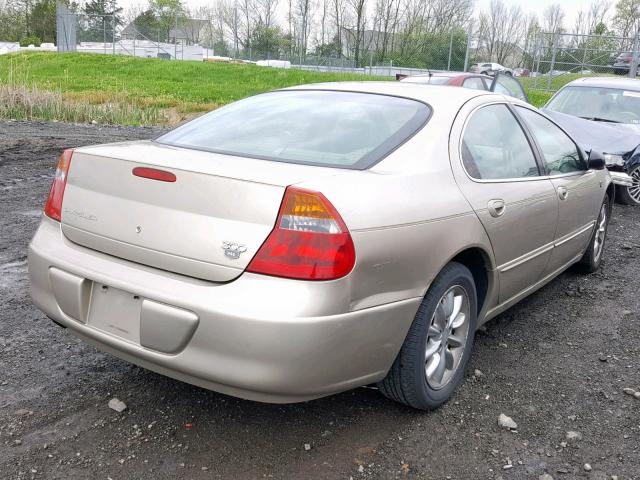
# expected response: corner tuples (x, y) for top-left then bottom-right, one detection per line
(158, 90), (431, 169)
(462, 104), (540, 180)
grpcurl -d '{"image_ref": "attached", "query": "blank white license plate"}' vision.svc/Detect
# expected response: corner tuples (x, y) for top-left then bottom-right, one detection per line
(88, 283), (142, 344)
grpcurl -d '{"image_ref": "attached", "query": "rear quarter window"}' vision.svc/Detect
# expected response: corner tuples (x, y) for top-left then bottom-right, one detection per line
(157, 90), (432, 170)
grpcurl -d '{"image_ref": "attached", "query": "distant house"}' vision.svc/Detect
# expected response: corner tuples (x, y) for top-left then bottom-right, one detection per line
(169, 19), (209, 46)
(120, 18), (209, 45)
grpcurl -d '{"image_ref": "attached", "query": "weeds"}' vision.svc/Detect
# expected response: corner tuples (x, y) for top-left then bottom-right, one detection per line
(0, 85), (162, 125)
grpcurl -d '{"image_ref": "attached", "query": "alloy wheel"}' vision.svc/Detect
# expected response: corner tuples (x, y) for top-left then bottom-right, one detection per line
(628, 167), (640, 204)
(425, 285), (471, 390)
(593, 203), (607, 262)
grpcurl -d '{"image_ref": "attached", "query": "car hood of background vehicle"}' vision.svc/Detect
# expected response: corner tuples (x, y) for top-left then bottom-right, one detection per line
(542, 109), (640, 156)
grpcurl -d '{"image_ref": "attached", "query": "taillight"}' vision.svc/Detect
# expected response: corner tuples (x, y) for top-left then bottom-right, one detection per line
(247, 187), (356, 280)
(44, 149), (74, 221)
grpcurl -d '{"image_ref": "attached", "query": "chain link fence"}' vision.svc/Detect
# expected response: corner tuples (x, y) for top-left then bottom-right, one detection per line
(53, 2), (640, 89)
(527, 31), (640, 92)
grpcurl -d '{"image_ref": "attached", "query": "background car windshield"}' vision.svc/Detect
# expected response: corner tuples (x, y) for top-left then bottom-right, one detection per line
(158, 90), (431, 169)
(546, 86), (640, 124)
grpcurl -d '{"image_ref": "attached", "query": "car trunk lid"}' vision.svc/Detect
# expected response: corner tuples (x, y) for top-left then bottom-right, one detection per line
(60, 141), (343, 282)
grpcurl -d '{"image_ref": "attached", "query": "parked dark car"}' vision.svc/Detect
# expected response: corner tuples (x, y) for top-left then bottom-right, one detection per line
(398, 71), (528, 102)
(611, 51), (639, 76)
(543, 77), (640, 205)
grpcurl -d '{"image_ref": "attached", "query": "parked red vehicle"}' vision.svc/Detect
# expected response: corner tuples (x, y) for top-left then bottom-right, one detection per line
(396, 71), (492, 90)
(396, 71), (528, 102)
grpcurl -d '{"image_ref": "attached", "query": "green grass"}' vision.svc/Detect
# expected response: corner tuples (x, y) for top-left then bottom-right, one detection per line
(0, 51), (571, 124)
(0, 52), (383, 124)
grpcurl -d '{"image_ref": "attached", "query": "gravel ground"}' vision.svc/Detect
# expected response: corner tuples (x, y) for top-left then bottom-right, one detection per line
(1, 120), (639, 480)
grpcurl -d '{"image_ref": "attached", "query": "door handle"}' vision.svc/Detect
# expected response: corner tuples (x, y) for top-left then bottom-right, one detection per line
(487, 199), (506, 218)
(557, 186), (569, 200)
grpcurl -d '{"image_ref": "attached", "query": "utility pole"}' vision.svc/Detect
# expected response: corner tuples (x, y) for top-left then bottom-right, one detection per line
(447, 28), (454, 70)
(463, 21), (474, 72)
(630, 31), (640, 78)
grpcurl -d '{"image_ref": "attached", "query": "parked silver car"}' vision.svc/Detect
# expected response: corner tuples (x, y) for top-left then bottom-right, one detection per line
(29, 83), (613, 410)
(470, 62), (514, 76)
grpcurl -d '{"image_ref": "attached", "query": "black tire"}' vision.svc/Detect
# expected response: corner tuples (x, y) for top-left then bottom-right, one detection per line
(480, 71), (489, 75)
(377, 262), (477, 410)
(504, 71), (513, 76)
(616, 166), (640, 206)
(577, 195), (610, 273)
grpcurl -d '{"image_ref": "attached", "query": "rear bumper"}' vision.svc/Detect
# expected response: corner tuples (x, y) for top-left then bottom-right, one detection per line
(28, 217), (420, 403)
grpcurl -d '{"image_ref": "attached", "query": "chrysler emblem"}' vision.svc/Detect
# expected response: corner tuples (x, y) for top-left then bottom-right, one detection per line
(222, 241), (247, 259)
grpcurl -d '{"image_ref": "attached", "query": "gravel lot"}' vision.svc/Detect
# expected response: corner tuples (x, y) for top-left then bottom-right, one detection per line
(1, 120), (639, 480)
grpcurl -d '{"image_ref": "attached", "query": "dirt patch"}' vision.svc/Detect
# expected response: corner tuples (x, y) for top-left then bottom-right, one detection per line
(1, 120), (639, 479)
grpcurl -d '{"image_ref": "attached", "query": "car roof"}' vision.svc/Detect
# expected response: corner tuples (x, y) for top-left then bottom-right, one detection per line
(564, 76), (640, 90)
(284, 81), (492, 107)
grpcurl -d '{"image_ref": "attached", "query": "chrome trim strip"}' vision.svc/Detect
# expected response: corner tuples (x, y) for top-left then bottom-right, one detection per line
(554, 222), (595, 247)
(499, 242), (555, 273)
(498, 221), (595, 273)
(486, 252), (583, 322)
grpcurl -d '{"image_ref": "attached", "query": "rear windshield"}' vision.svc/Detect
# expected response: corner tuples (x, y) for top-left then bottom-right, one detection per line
(157, 90), (431, 169)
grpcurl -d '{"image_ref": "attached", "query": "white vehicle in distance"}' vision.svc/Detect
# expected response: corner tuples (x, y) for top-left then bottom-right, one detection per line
(470, 62), (513, 76)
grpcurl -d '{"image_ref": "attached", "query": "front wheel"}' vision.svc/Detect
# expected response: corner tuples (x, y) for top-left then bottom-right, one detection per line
(616, 166), (640, 205)
(577, 195), (610, 273)
(377, 262), (477, 410)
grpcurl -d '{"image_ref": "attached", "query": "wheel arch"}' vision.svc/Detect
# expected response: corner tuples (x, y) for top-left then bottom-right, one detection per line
(449, 247), (494, 317)
(606, 181), (615, 211)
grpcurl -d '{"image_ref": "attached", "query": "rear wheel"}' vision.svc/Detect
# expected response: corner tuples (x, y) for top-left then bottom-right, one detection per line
(577, 195), (610, 273)
(377, 262), (477, 410)
(616, 166), (640, 205)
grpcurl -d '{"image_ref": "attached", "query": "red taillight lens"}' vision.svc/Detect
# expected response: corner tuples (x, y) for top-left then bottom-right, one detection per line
(44, 149), (74, 222)
(247, 187), (356, 280)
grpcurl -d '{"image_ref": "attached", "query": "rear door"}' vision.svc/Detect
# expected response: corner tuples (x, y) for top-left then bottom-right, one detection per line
(450, 100), (559, 304)
(514, 106), (604, 273)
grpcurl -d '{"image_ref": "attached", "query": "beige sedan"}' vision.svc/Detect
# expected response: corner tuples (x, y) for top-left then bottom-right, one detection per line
(29, 82), (612, 410)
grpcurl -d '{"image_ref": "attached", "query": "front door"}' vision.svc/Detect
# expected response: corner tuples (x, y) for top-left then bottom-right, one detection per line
(514, 106), (604, 273)
(451, 102), (559, 304)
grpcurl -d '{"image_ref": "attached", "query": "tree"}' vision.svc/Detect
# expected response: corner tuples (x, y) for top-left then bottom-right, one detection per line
(131, 9), (161, 40)
(149, 0), (187, 42)
(251, 25), (286, 57)
(372, 0), (402, 62)
(613, 0), (640, 37)
(543, 3), (565, 34)
(81, 0), (123, 42)
(346, 0), (367, 65)
(28, 0), (55, 43)
(293, 0), (313, 59)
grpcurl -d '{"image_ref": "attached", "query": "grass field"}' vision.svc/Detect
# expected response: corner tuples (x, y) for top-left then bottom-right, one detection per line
(0, 52), (565, 125)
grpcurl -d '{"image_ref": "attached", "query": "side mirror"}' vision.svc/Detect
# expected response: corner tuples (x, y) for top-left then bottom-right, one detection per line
(587, 150), (606, 170)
